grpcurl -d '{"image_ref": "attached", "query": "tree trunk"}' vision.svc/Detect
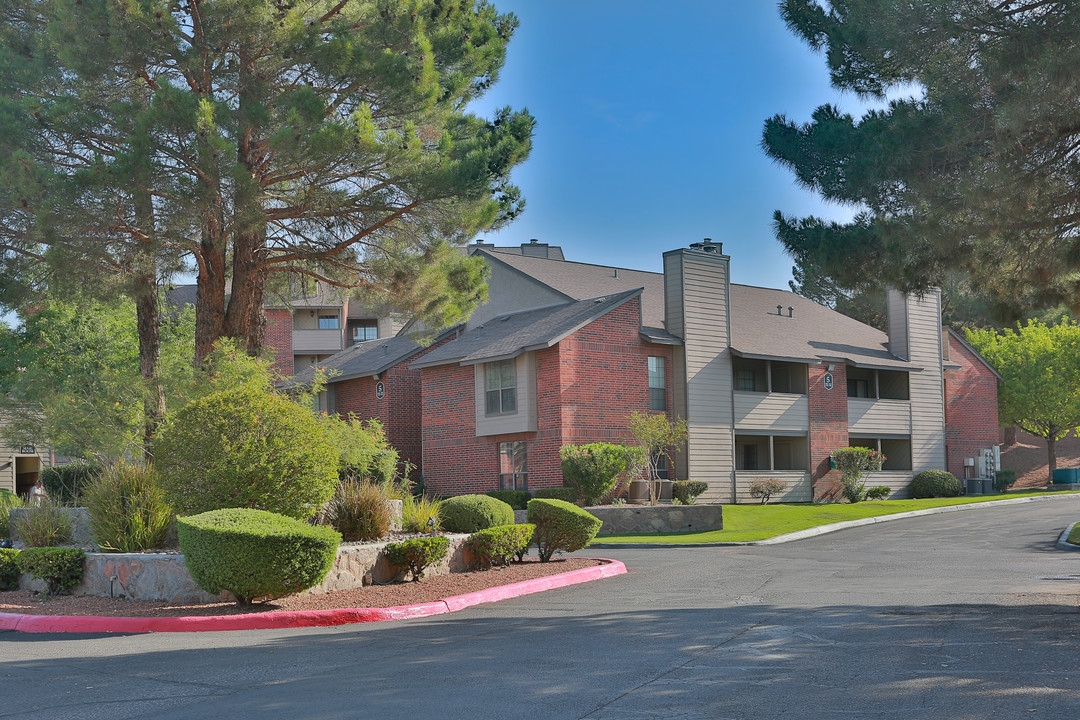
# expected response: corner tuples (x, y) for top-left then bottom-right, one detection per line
(194, 237), (228, 364)
(1002, 425), (1017, 446)
(224, 230), (267, 357)
(1046, 435), (1057, 484)
(134, 271), (164, 456)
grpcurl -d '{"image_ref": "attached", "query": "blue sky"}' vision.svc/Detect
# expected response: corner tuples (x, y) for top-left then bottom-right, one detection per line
(468, 1), (872, 289)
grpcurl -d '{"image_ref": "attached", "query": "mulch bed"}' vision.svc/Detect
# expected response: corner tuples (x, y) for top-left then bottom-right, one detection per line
(0, 557), (603, 618)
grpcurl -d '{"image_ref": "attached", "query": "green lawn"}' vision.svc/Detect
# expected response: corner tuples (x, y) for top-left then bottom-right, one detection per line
(1068, 523), (1080, 546)
(592, 490), (1080, 544)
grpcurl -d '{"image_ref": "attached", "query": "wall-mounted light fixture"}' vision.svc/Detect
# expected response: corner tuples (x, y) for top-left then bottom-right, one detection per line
(827, 364), (835, 372)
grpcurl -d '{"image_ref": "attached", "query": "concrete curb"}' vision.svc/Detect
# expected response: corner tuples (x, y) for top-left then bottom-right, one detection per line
(1056, 522), (1080, 552)
(590, 493), (1080, 549)
(0, 558), (627, 635)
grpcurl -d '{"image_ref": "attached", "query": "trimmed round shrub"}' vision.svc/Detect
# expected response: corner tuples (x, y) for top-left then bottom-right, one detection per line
(911, 470), (963, 499)
(322, 479), (396, 542)
(486, 490), (531, 511)
(154, 385), (340, 519)
(0, 489), (23, 539)
(865, 485), (892, 501)
(0, 548), (20, 591)
(560, 443), (631, 505)
(383, 536), (449, 582)
(15, 547), (85, 595)
(533, 487), (579, 504)
(467, 523), (535, 568)
(526, 498), (602, 562)
(672, 480), (709, 504)
(439, 494), (514, 534)
(178, 508), (341, 605)
(82, 459), (173, 553)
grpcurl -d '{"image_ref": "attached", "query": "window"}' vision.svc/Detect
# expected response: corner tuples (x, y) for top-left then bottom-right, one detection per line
(499, 441), (527, 490)
(648, 356), (666, 411)
(741, 444), (760, 471)
(318, 314), (340, 330)
(485, 359), (517, 415)
(736, 369), (757, 392)
(848, 378), (870, 398)
(351, 319), (378, 342)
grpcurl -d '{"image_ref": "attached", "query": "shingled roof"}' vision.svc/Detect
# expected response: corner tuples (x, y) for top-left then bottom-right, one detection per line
(413, 288), (642, 368)
(284, 329), (457, 388)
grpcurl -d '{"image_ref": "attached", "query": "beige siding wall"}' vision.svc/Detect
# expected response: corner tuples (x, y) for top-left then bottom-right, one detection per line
(473, 352), (538, 436)
(734, 471), (811, 503)
(0, 424), (52, 495)
(733, 392), (809, 432)
(847, 398), (912, 434)
(292, 328), (344, 353)
(664, 249), (734, 504)
(865, 470), (914, 499)
(468, 261), (567, 329)
(903, 290), (947, 472)
(886, 289), (909, 360)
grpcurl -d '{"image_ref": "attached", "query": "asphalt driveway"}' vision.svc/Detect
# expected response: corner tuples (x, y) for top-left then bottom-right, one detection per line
(4, 499), (1079, 719)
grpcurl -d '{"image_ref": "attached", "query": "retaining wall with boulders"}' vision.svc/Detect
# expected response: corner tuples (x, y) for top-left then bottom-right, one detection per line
(512, 504), (723, 534)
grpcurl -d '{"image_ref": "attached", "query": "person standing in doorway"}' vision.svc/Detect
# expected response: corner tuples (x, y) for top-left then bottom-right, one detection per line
(30, 478), (47, 506)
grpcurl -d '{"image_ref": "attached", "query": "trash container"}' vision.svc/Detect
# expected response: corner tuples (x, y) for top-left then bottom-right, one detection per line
(1052, 468), (1080, 484)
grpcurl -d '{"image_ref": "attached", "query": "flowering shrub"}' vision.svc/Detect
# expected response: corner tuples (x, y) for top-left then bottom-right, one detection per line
(831, 447), (886, 503)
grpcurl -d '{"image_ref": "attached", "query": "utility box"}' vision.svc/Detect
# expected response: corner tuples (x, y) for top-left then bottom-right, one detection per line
(1052, 468), (1080, 484)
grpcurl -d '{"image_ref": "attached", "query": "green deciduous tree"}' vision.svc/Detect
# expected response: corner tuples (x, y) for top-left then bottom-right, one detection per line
(763, 1), (1080, 320)
(966, 320), (1080, 482)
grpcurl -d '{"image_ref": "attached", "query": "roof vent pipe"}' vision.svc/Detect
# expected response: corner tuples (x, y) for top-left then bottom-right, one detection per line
(613, 268), (619, 278)
(788, 306), (794, 318)
(700, 237), (721, 253)
(777, 304), (783, 316)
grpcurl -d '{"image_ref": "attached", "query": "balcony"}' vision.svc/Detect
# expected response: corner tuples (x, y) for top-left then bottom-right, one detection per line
(733, 391), (809, 432)
(293, 329), (344, 354)
(847, 397), (911, 434)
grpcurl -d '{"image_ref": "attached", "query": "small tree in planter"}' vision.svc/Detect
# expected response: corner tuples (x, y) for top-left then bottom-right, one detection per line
(560, 443), (633, 506)
(626, 411), (688, 505)
(830, 447), (886, 503)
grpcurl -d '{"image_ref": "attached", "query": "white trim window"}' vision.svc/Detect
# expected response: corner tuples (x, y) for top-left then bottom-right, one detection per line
(499, 441), (527, 490)
(648, 356), (666, 411)
(485, 359), (517, 415)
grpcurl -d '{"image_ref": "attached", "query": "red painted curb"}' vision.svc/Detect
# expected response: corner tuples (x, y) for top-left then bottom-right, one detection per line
(0, 558), (627, 634)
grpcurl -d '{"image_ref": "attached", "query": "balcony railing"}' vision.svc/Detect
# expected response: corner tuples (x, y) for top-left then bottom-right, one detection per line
(293, 329), (344, 354)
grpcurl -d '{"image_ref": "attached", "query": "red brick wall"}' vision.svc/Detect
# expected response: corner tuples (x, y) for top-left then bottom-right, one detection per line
(265, 309), (294, 378)
(944, 333), (1000, 478)
(808, 364), (848, 500)
(420, 296), (670, 497)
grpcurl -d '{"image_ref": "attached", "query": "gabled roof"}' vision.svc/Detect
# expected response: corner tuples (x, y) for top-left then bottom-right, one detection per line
(284, 329), (458, 388)
(413, 288), (642, 368)
(946, 328), (1003, 380)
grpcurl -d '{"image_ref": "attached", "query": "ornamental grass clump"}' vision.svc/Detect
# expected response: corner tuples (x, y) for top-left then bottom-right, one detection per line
(439, 494), (514, 533)
(401, 494), (442, 533)
(154, 385), (339, 520)
(527, 498), (602, 562)
(830, 447), (886, 503)
(15, 547), (85, 595)
(82, 459), (173, 552)
(11, 499), (74, 547)
(322, 478), (396, 542)
(0, 489), (23, 539)
(178, 508), (341, 605)
(466, 524), (535, 568)
(384, 536), (449, 582)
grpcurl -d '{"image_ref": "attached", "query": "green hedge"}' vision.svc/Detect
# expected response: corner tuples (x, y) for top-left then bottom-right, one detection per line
(439, 494), (514, 534)
(533, 487), (579, 504)
(672, 481), (708, 504)
(526, 499), (602, 562)
(485, 490), (531, 511)
(155, 385), (339, 520)
(911, 470), (963, 499)
(0, 489), (22, 539)
(384, 536), (449, 582)
(0, 548), (19, 591)
(178, 508), (341, 605)
(467, 524), (535, 568)
(995, 469), (1017, 492)
(15, 547), (85, 595)
(560, 443), (630, 505)
(41, 461), (103, 504)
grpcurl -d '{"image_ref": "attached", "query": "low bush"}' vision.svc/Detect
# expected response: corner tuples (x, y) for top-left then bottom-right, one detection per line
(0, 548), (19, 591)
(911, 470), (963, 499)
(467, 524), (535, 568)
(0, 489), (23, 538)
(11, 500), (74, 547)
(439, 494), (514, 534)
(401, 494), (442, 533)
(322, 479), (396, 542)
(865, 485), (892, 501)
(486, 490), (531, 510)
(533, 487), (579, 504)
(15, 547), (85, 595)
(527, 499), (602, 562)
(82, 459), (173, 553)
(384, 536), (449, 582)
(560, 443), (632, 506)
(178, 508), (341, 605)
(995, 469), (1017, 493)
(41, 461), (103, 504)
(672, 480), (709, 504)
(748, 477), (785, 504)
(155, 385), (340, 520)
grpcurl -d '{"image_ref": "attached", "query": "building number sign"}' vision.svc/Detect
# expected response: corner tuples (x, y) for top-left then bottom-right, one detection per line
(18, 445), (35, 454)
(375, 381), (386, 399)
(823, 372), (834, 391)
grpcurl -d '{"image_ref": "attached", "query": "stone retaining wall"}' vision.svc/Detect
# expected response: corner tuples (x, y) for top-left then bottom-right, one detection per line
(16, 533), (471, 603)
(513, 504), (723, 534)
